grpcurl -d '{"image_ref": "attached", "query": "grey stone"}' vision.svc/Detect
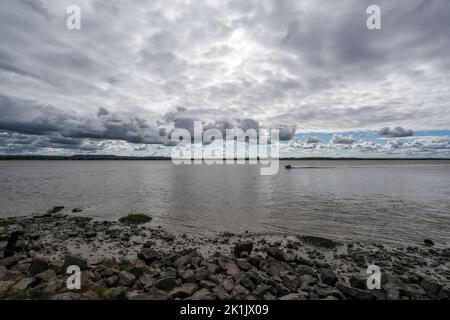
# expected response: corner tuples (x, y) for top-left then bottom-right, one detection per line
(118, 270), (136, 287)
(195, 267), (210, 281)
(138, 248), (160, 264)
(222, 278), (234, 292)
(64, 254), (87, 270)
(181, 269), (195, 283)
(252, 284), (271, 297)
(1, 270), (23, 282)
(236, 260), (252, 271)
(349, 273), (368, 290)
(36, 269), (57, 282)
(155, 276), (178, 291)
(279, 292), (308, 300)
(282, 274), (301, 291)
(169, 283), (198, 299)
(0, 281), (15, 298)
(420, 277), (442, 297)
(337, 282), (375, 300)
(30, 257), (49, 275)
(190, 288), (217, 300)
(234, 242), (253, 257)
(52, 292), (82, 300)
(320, 269), (338, 286)
(105, 286), (128, 300)
(266, 247), (285, 261)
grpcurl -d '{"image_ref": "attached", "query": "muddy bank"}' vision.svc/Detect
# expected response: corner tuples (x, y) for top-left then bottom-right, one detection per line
(1, 212), (449, 300)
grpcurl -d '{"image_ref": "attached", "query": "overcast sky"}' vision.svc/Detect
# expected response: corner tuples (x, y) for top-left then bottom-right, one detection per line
(0, 0), (449, 157)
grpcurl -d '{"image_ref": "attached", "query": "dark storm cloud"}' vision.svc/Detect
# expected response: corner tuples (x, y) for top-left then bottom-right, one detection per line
(0, 95), (172, 147)
(378, 127), (414, 138)
(278, 125), (297, 141)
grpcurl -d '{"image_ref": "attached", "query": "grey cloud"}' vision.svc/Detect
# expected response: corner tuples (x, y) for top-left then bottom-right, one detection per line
(378, 127), (414, 138)
(305, 136), (322, 144)
(0, 95), (173, 147)
(278, 125), (297, 141)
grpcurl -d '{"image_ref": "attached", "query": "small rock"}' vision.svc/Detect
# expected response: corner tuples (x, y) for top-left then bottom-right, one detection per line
(222, 278), (235, 292)
(30, 257), (48, 275)
(47, 206), (65, 214)
(336, 282), (375, 300)
(82, 290), (99, 300)
(0, 281), (15, 298)
(10, 277), (36, 295)
(199, 280), (217, 290)
(231, 284), (250, 299)
(252, 284), (271, 297)
(64, 254), (87, 270)
(50, 260), (65, 274)
(138, 248), (160, 264)
(155, 276), (178, 291)
(234, 242), (253, 257)
(36, 269), (57, 282)
(349, 273), (368, 290)
(52, 292), (82, 300)
(195, 267), (210, 281)
(190, 288), (216, 300)
(424, 239), (434, 246)
(44, 279), (63, 295)
(279, 293), (308, 300)
(0, 266), (7, 278)
(282, 274), (301, 291)
(118, 270), (136, 287)
(236, 260), (252, 271)
(0, 256), (20, 269)
(420, 277), (442, 297)
(105, 286), (128, 300)
(106, 275), (118, 287)
(169, 283), (198, 299)
(319, 269), (338, 286)
(266, 247), (285, 261)
(181, 270), (195, 283)
(126, 291), (156, 300)
(85, 231), (97, 238)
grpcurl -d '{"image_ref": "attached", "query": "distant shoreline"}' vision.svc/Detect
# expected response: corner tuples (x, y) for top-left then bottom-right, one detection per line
(0, 155), (449, 161)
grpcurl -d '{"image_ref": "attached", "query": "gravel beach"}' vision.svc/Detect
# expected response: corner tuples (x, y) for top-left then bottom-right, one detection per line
(1, 210), (449, 300)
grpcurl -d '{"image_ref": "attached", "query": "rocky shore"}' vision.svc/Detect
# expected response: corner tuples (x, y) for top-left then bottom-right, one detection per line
(1, 211), (449, 300)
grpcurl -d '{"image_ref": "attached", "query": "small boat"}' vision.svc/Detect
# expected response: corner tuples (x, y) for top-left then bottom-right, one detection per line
(285, 164), (293, 169)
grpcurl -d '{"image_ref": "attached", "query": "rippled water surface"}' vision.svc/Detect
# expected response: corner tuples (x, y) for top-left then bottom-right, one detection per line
(1, 160), (449, 245)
